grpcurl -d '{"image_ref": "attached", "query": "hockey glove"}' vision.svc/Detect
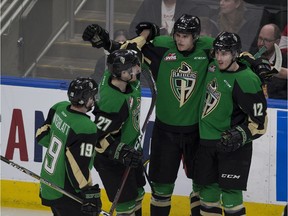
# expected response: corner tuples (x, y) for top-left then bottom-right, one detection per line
(81, 184), (102, 216)
(241, 54), (276, 82)
(135, 22), (160, 41)
(107, 142), (142, 168)
(82, 24), (111, 49)
(217, 126), (248, 153)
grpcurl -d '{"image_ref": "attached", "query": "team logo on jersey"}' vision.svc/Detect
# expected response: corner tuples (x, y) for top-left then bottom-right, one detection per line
(170, 62), (197, 107)
(208, 65), (216, 72)
(164, 53), (177, 61)
(202, 78), (221, 118)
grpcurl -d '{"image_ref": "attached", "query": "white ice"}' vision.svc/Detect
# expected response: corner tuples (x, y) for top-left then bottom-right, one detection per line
(1, 207), (52, 216)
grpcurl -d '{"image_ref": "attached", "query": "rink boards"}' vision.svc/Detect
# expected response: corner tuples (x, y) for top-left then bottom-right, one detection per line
(0, 76), (287, 215)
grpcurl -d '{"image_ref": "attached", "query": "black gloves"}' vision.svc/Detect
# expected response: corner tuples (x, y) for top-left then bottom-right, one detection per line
(107, 142), (142, 168)
(217, 126), (248, 152)
(82, 24), (111, 49)
(81, 184), (102, 216)
(250, 57), (276, 82)
(241, 54), (276, 82)
(135, 22), (160, 41)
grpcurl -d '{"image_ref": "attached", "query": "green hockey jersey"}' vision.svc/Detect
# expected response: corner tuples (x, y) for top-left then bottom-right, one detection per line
(142, 35), (214, 132)
(94, 71), (141, 152)
(199, 61), (268, 145)
(36, 101), (97, 205)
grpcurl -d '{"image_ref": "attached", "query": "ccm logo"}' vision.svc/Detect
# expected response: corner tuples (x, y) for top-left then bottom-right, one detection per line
(221, 174), (241, 179)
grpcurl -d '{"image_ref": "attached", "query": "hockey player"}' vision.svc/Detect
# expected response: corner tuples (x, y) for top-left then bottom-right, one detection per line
(92, 49), (145, 216)
(36, 77), (102, 216)
(82, 15), (215, 216)
(194, 32), (268, 215)
(82, 15), (274, 216)
(136, 15), (215, 216)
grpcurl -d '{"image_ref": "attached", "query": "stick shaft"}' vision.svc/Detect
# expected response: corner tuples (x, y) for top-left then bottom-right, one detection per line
(0, 155), (110, 216)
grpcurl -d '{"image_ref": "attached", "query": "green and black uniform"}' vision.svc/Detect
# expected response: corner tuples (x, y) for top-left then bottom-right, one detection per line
(140, 35), (214, 207)
(93, 71), (145, 213)
(194, 60), (267, 207)
(36, 101), (98, 215)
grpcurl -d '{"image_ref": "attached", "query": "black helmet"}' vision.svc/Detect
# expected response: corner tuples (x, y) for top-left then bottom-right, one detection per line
(68, 77), (98, 106)
(107, 49), (140, 78)
(212, 31), (242, 57)
(173, 14), (201, 41)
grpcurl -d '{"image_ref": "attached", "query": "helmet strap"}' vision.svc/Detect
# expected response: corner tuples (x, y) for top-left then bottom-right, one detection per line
(221, 59), (235, 71)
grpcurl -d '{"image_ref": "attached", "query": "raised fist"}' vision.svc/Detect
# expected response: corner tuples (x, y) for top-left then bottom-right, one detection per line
(135, 22), (160, 41)
(82, 24), (111, 49)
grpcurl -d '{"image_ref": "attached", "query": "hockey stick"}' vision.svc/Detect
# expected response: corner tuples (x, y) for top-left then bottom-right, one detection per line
(109, 69), (157, 215)
(253, 45), (267, 59)
(0, 155), (110, 216)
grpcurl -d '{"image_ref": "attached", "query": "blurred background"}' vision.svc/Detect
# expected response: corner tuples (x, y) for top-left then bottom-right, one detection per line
(1, 0), (287, 85)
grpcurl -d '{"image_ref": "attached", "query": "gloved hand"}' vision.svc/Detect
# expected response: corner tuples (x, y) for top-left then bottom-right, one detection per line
(82, 24), (111, 49)
(241, 54), (276, 82)
(107, 142), (142, 168)
(81, 184), (102, 216)
(135, 22), (160, 41)
(250, 57), (276, 82)
(217, 126), (247, 153)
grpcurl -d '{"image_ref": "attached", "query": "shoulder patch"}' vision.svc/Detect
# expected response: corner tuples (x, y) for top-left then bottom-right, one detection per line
(208, 65), (217, 72)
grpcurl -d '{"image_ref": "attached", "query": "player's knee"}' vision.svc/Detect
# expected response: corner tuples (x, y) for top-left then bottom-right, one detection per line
(116, 200), (136, 216)
(151, 182), (174, 196)
(199, 183), (221, 203)
(222, 189), (243, 208)
(198, 183), (222, 216)
(222, 189), (245, 216)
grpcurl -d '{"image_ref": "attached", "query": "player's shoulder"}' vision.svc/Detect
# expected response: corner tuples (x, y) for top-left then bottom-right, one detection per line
(236, 64), (262, 92)
(197, 36), (214, 49)
(71, 112), (97, 133)
(52, 101), (70, 110)
(152, 35), (174, 48)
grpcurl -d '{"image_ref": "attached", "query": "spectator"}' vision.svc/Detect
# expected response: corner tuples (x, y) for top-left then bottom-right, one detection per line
(128, 0), (211, 37)
(279, 25), (288, 54)
(91, 29), (128, 83)
(199, 16), (218, 37)
(210, 0), (263, 51)
(256, 23), (288, 99)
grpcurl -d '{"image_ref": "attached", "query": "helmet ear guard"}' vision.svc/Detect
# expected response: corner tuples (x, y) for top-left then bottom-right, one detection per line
(68, 77), (98, 106)
(107, 49), (141, 78)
